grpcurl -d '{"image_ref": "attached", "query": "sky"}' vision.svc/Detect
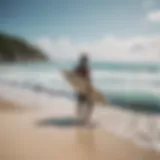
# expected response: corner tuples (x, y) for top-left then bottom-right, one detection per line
(1, 0), (160, 61)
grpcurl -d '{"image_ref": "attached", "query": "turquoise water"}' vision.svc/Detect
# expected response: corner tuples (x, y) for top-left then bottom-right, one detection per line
(0, 61), (160, 112)
(1, 61), (160, 71)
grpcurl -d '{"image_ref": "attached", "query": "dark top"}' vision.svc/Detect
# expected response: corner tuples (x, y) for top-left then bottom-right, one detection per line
(74, 64), (90, 81)
(74, 64), (91, 98)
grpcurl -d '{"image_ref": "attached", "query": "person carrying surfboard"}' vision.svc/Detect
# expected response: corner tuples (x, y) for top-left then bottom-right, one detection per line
(74, 54), (94, 124)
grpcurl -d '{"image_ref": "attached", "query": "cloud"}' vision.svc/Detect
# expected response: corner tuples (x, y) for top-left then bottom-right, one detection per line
(36, 35), (160, 62)
(147, 10), (160, 22)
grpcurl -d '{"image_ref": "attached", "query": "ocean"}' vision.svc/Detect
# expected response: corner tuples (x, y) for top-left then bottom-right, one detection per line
(0, 60), (160, 151)
(0, 60), (160, 113)
(0, 61), (160, 112)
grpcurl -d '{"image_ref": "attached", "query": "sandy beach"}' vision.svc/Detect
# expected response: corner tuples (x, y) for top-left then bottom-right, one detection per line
(0, 97), (160, 160)
(1, 0), (160, 159)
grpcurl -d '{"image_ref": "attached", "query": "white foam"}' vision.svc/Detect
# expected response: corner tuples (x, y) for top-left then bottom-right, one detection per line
(94, 106), (160, 151)
(0, 84), (160, 151)
(1, 69), (160, 94)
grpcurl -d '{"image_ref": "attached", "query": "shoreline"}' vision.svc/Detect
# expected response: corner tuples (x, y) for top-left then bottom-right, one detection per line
(0, 98), (160, 160)
(0, 85), (160, 151)
(0, 79), (160, 114)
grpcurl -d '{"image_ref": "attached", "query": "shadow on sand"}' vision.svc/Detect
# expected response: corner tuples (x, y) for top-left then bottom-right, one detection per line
(37, 117), (86, 128)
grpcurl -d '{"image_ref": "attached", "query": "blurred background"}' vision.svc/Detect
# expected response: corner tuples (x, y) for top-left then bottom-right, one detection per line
(0, 0), (160, 112)
(0, 0), (160, 156)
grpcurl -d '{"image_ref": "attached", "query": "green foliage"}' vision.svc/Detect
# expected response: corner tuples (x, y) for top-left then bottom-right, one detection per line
(0, 33), (47, 62)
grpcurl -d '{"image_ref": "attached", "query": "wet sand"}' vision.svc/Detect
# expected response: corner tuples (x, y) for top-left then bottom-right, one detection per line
(0, 99), (160, 160)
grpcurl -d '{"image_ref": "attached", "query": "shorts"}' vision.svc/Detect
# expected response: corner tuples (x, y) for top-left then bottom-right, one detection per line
(77, 94), (88, 103)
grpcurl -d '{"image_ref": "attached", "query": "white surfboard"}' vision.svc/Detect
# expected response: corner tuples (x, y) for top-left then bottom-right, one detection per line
(62, 70), (108, 105)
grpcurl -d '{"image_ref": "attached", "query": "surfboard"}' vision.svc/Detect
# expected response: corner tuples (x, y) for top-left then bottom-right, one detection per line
(62, 70), (108, 105)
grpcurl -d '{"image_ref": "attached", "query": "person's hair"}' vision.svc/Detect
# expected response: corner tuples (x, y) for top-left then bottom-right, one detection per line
(79, 53), (88, 63)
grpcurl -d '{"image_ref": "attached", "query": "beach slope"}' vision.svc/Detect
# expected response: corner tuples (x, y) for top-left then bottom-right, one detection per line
(0, 99), (160, 160)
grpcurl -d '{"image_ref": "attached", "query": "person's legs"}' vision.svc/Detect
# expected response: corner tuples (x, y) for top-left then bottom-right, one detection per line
(83, 99), (94, 124)
(76, 102), (83, 121)
(76, 94), (94, 124)
(76, 94), (85, 121)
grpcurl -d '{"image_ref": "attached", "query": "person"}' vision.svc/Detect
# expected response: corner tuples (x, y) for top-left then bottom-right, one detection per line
(74, 53), (94, 124)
